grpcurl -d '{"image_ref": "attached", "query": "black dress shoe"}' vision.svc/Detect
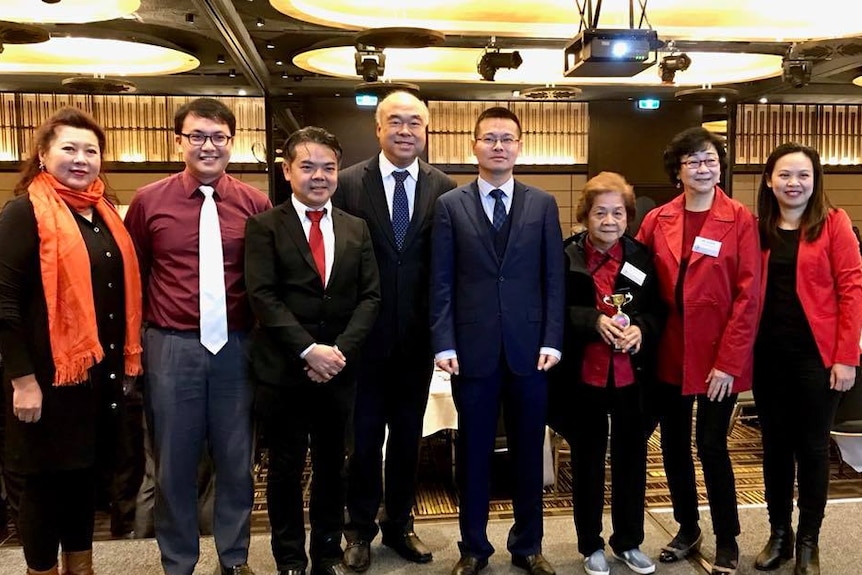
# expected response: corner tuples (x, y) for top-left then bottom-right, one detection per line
(795, 534), (820, 575)
(313, 563), (349, 575)
(512, 553), (556, 575)
(755, 525), (794, 570)
(451, 556), (488, 575)
(382, 531), (433, 563)
(344, 540), (371, 573)
(659, 526), (703, 563)
(219, 563), (255, 575)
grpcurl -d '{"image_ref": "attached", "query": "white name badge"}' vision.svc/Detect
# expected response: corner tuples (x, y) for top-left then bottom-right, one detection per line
(692, 236), (722, 258)
(620, 262), (646, 286)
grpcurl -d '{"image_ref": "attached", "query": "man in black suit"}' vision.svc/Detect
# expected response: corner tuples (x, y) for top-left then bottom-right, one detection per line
(430, 107), (564, 575)
(245, 127), (380, 575)
(334, 91), (456, 571)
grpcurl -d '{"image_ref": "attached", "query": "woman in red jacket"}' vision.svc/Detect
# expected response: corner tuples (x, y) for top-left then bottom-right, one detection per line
(753, 143), (862, 575)
(637, 127), (761, 575)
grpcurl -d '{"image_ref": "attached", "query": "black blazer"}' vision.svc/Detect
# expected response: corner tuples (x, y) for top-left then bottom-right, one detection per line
(333, 156), (456, 359)
(0, 196), (126, 473)
(548, 232), (664, 432)
(244, 201), (381, 387)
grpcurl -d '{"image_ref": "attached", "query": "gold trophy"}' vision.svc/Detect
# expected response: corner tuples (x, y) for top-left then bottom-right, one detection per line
(602, 292), (633, 349)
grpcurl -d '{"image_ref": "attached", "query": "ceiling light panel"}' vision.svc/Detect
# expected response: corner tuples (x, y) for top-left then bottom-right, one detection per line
(0, 0), (140, 24)
(0, 37), (199, 76)
(272, 0), (862, 42)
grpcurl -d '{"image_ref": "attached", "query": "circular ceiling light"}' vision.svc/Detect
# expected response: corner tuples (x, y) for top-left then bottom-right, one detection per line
(0, 0), (140, 24)
(273, 0), (862, 42)
(0, 37), (199, 76)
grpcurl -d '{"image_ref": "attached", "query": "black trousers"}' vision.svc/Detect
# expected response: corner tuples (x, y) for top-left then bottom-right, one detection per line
(646, 381), (740, 541)
(753, 349), (841, 536)
(346, 349), (433, 541)
(565, 382), (646, 556)
(18, 468), (96, 570)
(256, 377), (354, 572)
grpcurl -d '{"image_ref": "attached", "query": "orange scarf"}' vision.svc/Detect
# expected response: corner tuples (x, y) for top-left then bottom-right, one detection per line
(28, 172), (143, 386)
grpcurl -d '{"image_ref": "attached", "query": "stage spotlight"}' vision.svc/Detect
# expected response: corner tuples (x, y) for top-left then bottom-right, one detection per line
(354, 47), (386, 82)
(782, 58), (812, 88)
(659, 53), (691, 84)
(477, 49), (523, 81)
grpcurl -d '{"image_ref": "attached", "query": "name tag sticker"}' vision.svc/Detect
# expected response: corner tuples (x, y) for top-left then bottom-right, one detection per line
(620, 262), (646, 286)
(692, 236), (722, 258)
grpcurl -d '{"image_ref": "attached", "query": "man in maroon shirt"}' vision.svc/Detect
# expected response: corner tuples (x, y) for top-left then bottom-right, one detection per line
(124, 98), (271, 575)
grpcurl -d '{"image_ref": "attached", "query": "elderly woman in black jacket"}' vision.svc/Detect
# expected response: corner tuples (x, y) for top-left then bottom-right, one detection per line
(549, 172), (663, 575)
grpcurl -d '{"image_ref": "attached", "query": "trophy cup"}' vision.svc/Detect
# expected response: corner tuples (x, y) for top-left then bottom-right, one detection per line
(602, 292), (633, 349)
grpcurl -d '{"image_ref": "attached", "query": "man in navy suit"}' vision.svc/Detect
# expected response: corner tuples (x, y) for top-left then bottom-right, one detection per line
(430, 107), (564, 575)
(334, 91), (457, 571)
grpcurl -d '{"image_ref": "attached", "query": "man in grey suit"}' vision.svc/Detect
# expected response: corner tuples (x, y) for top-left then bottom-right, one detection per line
(334, 91), (456, 572)
(430, 107), (564, 575)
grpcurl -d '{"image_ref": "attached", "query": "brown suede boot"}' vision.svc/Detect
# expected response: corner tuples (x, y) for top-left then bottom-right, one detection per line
(61, 550), (94, 575)
(27, 565), (60, 575)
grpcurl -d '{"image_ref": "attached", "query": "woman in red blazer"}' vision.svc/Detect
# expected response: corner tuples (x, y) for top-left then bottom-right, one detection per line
(752, 143), (862, 575)
(637, 127), (761, 575)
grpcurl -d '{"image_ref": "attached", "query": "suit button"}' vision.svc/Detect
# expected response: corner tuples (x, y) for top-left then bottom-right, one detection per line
(319, 321), (326, 327)
(323, 295), (331, 301)
(110, 402), (118, 410)
(499, 276), (504, 282)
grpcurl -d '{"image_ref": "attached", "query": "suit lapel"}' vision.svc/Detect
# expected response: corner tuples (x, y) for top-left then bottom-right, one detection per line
(688, 188), (735, 267)
(361, 159), (397, 250)
(503, 181), (530, 264)
(657, 195), (685, 265)
(401, 161), (433, 251)
(281, 202), (322, 286)
(463, 181), (498, 262)
(328, 208), (349, 288)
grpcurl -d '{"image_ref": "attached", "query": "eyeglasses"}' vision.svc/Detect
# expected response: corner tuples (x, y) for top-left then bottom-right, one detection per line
(681, 157), (720, 170)
(477, 136), (520, 147)
(180, 132), (233, 147)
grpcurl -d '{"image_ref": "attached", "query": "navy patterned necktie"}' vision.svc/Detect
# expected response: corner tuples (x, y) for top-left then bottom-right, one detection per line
(391, 170), (410, 250)
(489, 188), (507, 231)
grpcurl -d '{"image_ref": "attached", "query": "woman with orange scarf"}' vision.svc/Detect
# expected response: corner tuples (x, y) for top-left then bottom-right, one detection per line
(0, 107), (142, 575)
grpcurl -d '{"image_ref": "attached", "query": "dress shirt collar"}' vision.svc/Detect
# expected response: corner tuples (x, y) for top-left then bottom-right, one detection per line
(585, 235), (624, 266)
(290, 194), (332, 221)
(477, 176), (515, 199)
(379, 151), (419, 182)
(181, 169), (228, 199)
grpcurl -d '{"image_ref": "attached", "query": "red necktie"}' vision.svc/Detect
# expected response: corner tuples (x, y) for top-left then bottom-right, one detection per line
(306, 209), (326, 285)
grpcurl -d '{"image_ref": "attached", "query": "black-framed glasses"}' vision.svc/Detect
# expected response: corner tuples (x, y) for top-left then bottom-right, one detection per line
(180, 132), (233, 147)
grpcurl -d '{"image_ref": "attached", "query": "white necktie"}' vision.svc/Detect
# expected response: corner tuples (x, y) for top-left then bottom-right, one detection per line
(198, 185), (228, 354)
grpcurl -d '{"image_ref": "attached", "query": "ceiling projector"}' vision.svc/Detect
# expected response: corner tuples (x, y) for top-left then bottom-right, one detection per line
(563, 28), (659, 77)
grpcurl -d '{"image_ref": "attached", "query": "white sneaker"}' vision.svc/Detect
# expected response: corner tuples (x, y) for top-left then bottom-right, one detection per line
(583, 550), (609, 575)
(613, 548), (656, 574)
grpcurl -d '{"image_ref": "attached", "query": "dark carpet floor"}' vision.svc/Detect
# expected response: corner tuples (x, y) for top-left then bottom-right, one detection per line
(2, 420), (862, 547)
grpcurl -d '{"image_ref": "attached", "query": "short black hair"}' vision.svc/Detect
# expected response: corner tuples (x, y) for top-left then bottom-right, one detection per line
(282, 126), (343, 164)
(174, 98), (237, 136)
(663, 126), (727, 185)
(473, 106), (522, 139)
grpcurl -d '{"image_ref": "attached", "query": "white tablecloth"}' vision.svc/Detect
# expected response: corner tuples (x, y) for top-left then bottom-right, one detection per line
(420, 368), (555, 486)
